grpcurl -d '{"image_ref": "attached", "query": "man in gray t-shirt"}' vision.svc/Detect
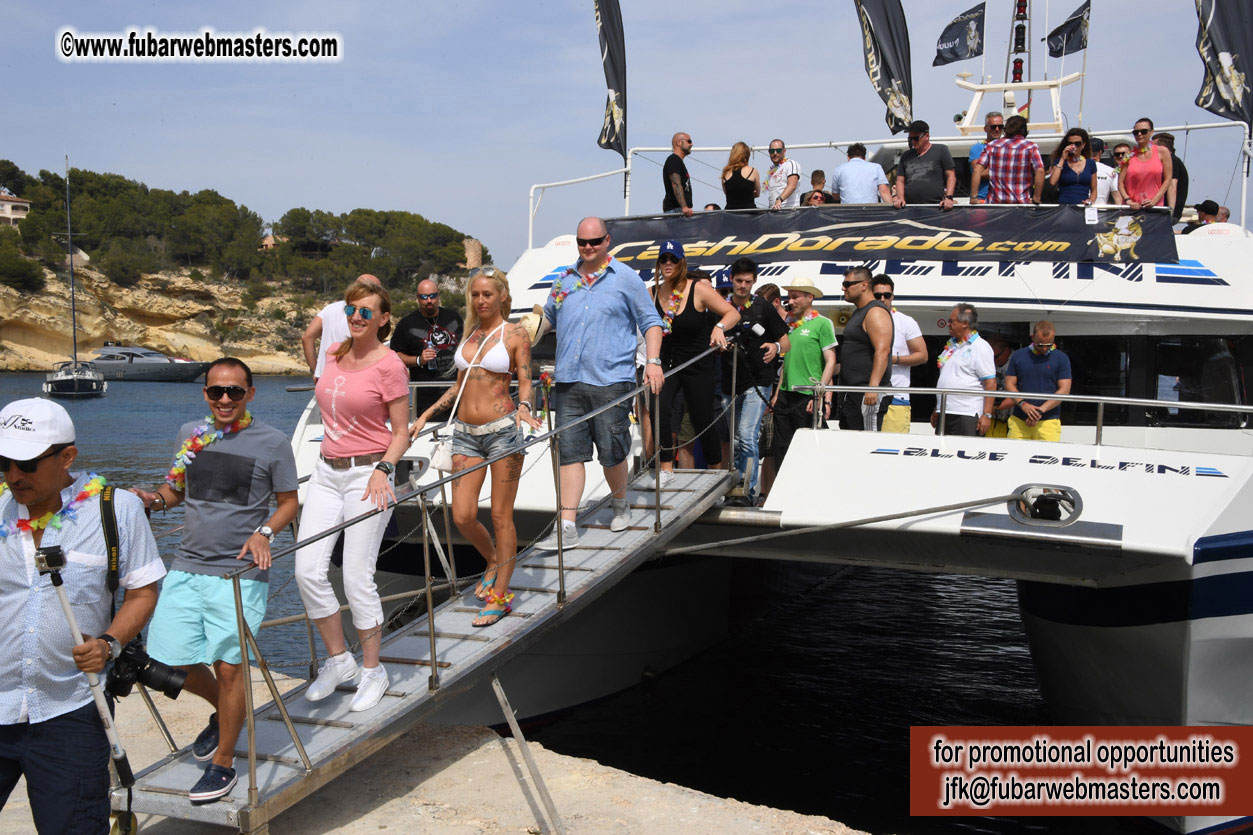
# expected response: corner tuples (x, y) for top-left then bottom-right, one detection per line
(133, 358), (299, 803)
(892, 120), (956, 209)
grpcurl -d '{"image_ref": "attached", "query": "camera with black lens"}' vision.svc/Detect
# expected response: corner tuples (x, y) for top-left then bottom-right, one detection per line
(105, 638), (186, 700)
(33, 545), (66, 574)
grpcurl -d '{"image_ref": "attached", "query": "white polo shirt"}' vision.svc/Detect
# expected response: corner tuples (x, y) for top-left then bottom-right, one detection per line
(889, 310), (923, 400)
(935, 333), (996, 417)
(313, 300), (350, 378)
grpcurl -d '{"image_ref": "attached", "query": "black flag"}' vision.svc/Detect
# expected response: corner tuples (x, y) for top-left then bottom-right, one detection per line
(933, 3), (985, 67)
(1194, 0), (1253, 128)
(1045, 1), (1090, 58)
(853, 0), (914, 134)
(594, 0), (627, 161)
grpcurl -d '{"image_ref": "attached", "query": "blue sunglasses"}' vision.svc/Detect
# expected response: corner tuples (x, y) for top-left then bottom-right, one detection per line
(344, 304), (375, 320)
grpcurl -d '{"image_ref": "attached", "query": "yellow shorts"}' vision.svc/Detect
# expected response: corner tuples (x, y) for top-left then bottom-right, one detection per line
(881, 403), (912, 434)
(986, 419), (1009, 438)
(1007, 416), (1061, 441)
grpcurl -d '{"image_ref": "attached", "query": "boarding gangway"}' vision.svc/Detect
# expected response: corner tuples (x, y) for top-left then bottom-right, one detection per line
(110, 350), (733, 835)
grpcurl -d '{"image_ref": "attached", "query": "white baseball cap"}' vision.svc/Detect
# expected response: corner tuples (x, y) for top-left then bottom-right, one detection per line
(0, 399), (76, 460)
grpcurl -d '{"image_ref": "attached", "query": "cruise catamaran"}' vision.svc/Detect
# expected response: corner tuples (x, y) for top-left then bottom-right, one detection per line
(293, 68), (1253, 834)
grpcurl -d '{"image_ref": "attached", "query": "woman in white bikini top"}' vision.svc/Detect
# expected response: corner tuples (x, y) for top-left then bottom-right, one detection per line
(408, 268), (543, 627)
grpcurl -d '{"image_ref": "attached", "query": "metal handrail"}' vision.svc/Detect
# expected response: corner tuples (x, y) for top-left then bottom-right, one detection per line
(214, 339), (725, 804)
(804, 383), (1253, 446)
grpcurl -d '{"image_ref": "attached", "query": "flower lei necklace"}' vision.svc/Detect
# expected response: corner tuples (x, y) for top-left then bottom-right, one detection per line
(166, 412), (253, 492)
(786, 310), (819, 331)
(550, 258), (612, 309)
(937, 331), (980, 369)
(733, 296), (753, 312)
(0, 474), (107, 538)
(659, 283), (686, 335)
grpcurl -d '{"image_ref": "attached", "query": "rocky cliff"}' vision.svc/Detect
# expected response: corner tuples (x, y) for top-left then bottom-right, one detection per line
(0, 266), (309, 373)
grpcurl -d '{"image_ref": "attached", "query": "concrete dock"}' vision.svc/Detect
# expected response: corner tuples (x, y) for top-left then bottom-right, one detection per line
(0, 674), (865, 834)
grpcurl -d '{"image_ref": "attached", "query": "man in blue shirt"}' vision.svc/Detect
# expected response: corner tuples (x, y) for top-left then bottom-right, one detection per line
(831, 143), (891, 204)
(1005, 321), (1072, 442)
(967, 111), (1004, 202)
(0, 398), (164, 833)
(537, 217), (664, 545)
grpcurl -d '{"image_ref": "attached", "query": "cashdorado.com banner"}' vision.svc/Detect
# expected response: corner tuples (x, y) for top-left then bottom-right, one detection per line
(605, 205), (1179, 268)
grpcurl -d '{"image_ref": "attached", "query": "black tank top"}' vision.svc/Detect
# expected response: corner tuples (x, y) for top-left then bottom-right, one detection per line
(839, 300), (893, 387)
(723, 168), (757, 210)
(658, 283), (716, 369)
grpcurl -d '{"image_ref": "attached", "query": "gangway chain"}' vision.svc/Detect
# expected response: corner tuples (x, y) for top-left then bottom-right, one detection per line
(111, 469), (730, 834)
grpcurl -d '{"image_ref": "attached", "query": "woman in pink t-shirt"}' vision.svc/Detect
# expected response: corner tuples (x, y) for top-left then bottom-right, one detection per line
(295, 278), (410, 713)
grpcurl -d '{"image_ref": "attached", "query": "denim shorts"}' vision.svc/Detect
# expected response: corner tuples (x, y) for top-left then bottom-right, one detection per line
(554, 381), (633, 467)
(451, 415), (524, 460)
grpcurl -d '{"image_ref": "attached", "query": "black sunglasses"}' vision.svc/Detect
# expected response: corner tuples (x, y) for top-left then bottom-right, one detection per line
(576, 235), (607, 247)
(1113, 151), (1130, 158)
(768, 148), (785, 154)
(874, 292), (893, 300)
(842, 279), (868, 288)
(987, 124), (1004, 132)
(908, 134), (924, 143)
(1132, 128), (1151, 136)
(657, 254), (680, 264)
(204, 385), (248, 402)
(0, 445), (67, 474)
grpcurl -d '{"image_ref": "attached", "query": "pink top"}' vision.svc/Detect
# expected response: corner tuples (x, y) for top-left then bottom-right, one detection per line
(316, 345), (409, 458)
(1122, 143), (1165, 206)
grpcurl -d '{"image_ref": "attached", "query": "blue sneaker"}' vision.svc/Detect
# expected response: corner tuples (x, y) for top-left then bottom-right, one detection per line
(192, 713), (219, 762)
(189, 763), (237, 804)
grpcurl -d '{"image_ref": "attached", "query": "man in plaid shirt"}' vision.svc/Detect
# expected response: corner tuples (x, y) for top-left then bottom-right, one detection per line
(970, 115), (1045, 205)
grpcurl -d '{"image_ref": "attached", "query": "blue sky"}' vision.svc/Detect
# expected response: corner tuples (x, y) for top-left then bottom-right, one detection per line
(5, 2), (1245, 268)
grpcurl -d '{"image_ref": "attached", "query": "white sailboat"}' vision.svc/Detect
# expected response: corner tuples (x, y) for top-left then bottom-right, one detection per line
(44, 156), (106, 399)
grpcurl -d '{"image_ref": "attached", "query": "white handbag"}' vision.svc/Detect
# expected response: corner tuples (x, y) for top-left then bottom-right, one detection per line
(429, 324), (503, 472)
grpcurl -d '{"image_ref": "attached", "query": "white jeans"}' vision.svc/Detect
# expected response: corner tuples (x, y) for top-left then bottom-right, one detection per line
(295, 459), (394, 630)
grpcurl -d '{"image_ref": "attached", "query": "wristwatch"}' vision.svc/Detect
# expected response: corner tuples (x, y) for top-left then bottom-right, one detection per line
(981, 413), (993, 419)
(100, 633), (122, 660)
(715, 322), (726, 330)
(255, 525), (275, 542)
(646, 357), (662, 365)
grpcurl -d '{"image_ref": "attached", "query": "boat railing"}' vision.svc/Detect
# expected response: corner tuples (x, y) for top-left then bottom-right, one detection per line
(802, 383), (1253, 444)
(526, 119), (1251, 248)
(151, 342), (728, 806)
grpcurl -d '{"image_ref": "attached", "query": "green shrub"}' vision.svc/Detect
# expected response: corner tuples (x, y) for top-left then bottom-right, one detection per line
(0, 242), (45, 291)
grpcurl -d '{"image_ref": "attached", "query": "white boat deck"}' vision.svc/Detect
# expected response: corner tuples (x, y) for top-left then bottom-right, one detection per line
(112, 469), (731, 834)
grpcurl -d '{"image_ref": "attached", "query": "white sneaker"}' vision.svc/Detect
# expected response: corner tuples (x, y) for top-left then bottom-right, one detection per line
(659, 470), (675, 488)
(305, 653), (359, 702)
(610, 497), (631, 532)
(349, 665), (390, 712)
(536, 522), (579, 551)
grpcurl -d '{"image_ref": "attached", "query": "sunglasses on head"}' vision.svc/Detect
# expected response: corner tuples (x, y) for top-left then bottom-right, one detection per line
(576, 235), (607, 247)
(1132, 128), (1151, 136)
(874, 291), (893, 300)
(417, 293), (439, 300)
(467, 266), (502, 279)
(344, 304), (375, 320)
(205, 385), (248, 402)
(0, 445), (67, 474)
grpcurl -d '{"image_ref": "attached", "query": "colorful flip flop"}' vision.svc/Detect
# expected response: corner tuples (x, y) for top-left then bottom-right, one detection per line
(473, 589), (514, 628)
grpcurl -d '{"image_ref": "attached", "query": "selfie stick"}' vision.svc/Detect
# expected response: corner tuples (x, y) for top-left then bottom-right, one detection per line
(46, 571), (135, 788)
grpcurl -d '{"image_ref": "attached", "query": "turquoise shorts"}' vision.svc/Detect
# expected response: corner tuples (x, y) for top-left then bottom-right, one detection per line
(146, 570), (268, 666)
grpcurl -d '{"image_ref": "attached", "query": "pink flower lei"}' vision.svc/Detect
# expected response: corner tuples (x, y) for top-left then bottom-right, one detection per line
(549, 258), (613, 309)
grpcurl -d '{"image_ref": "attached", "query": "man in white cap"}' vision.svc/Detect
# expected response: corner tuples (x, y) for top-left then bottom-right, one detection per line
(769, 280), (837, 465)
(0, 399), (164, 832)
